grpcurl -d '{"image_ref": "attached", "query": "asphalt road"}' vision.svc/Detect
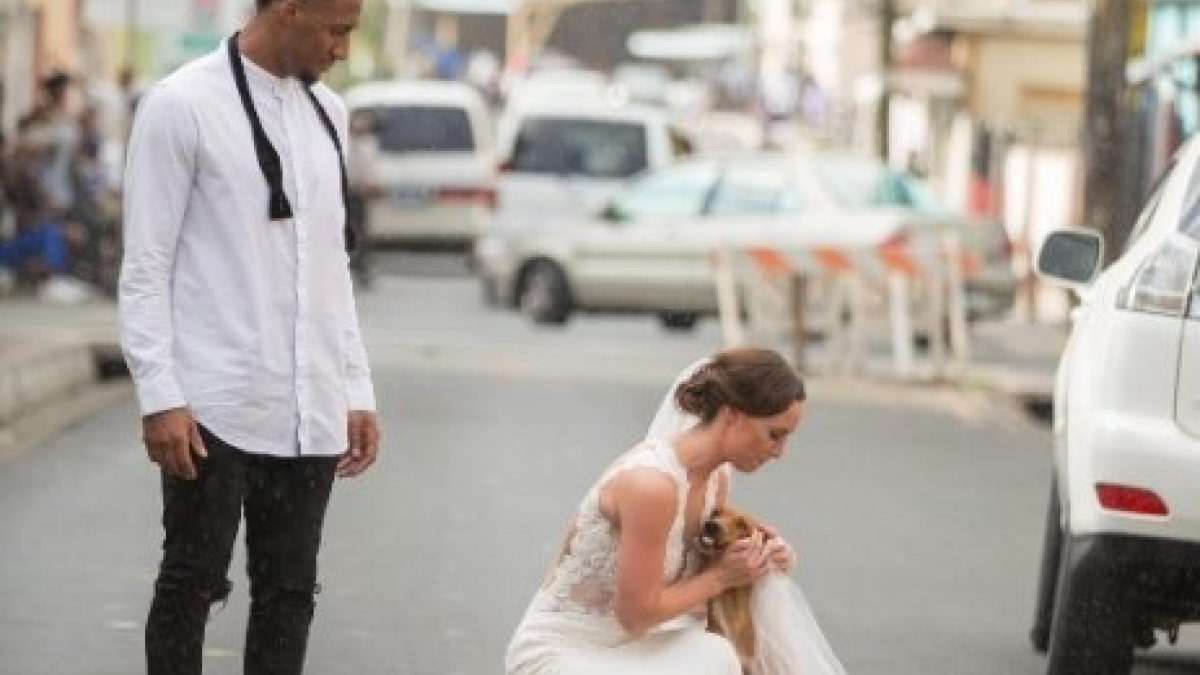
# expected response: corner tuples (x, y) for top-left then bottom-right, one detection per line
(1, 252), (1196, 674)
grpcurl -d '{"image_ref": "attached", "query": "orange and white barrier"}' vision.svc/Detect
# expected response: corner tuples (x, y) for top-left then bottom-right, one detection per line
(713, 235), (975, 379)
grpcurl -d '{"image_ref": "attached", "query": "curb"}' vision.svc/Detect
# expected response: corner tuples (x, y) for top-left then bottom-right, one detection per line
(0, 380), (132, 462)
(0, 336), (131, 462)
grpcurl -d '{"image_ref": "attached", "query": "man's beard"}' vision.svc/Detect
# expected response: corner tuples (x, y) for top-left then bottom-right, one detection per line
(299, 72), (318, 86)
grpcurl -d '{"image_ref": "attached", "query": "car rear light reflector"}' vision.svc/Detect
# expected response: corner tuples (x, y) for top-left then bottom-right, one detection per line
(1095, 482), (1169, 516)
(436, 186), (497, 210)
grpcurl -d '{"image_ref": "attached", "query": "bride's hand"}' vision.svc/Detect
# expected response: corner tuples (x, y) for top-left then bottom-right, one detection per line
(757, 523), (796, 573)
(715, 530), (774, 589)
(763, 536), (795, 572)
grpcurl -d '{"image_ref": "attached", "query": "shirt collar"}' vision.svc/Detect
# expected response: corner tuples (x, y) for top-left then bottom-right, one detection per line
(231, 40), (293, 98)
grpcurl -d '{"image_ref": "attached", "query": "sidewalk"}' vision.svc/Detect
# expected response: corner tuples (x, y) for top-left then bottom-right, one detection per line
(0, 297), (129, 459)
(0, 295), (1064, 459)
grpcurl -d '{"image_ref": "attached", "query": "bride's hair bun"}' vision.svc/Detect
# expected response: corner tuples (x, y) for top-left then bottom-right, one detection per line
(676, 363), (727, 422)
(674, 348), (806, 423)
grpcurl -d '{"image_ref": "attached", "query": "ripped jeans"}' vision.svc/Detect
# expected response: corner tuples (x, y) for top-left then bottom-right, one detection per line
(145, 425), (339, 675)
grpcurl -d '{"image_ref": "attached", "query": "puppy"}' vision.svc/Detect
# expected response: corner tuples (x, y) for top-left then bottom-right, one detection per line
(694, 506), (766, 668)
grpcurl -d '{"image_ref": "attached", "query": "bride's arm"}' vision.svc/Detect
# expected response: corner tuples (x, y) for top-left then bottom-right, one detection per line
(605, 468), (765, 636)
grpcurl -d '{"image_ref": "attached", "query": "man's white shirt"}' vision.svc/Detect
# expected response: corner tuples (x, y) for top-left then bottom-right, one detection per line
(120, 42), (375, 458)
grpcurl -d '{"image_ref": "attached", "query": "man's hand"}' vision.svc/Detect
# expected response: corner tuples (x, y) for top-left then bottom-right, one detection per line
(142, 408), (207, 480)
(338, 410), (380, 478)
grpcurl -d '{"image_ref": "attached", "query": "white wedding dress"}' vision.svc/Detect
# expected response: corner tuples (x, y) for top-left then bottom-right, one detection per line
(506, 438), (740, 675)
(506, 357), (851, 675)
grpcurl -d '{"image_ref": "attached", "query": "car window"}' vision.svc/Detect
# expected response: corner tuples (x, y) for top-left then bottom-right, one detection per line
(609, 162), (719, 220)
(879, 173), (949, 215)
(370, 105), (475, 153)
(811, 157), (882, 208)
(508, 117), (649, 179)
(708, 165), (793, 215)
(812, 157), (945, 213)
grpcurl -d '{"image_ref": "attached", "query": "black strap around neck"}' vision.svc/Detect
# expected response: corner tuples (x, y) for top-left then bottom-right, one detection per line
(227, 33), (355, 253)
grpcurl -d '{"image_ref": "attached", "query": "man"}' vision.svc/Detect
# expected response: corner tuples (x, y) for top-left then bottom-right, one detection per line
(35, 70), (79, 221)
(118, 2), (380, 674)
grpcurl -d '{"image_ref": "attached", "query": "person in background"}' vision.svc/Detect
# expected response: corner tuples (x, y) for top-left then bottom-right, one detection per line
(0, 111), (89, 303)
(346, 107), (380, 289)
(36, 71), (80, 222)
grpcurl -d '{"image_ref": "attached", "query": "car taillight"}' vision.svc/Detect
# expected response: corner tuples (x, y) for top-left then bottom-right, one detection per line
(1117, 233), (1198, 316)
(436, 186), (497, 210)
(1096, 482), (1169, 516)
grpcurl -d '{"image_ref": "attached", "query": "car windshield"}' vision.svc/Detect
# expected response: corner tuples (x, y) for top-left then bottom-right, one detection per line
(608, 162), (719, 220)
(372, 105), (476, 153)
(815, 158), (949, 215)
(508, 117), (649, 179)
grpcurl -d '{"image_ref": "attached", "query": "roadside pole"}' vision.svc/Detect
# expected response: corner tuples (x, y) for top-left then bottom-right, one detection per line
(876, 0), (896, 161)
(1082, 0), (1131, 262)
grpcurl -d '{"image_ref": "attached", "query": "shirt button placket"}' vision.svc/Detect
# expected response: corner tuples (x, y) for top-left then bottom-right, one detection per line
(286, 82), (312, 455)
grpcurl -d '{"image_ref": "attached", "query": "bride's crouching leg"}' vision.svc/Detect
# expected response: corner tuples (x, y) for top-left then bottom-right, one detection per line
(561, 625), (741, 675)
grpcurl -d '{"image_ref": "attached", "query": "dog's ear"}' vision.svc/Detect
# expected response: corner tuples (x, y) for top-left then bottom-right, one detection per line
(734, 515), (756, 539)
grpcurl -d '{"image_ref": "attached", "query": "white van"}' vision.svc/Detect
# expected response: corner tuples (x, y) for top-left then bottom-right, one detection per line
(342, 80), (495, 246)
(492, 98), (690, 232)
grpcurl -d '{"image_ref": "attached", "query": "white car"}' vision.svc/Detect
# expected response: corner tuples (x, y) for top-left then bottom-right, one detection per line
(476, 153), (1015, 328)
(1031, 138), (1200, 674)
(342, 80), (495, 246)
(494, 98), (689, 233)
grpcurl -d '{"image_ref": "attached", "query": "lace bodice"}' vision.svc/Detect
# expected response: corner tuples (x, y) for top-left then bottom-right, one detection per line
(534, 439), (722, 620)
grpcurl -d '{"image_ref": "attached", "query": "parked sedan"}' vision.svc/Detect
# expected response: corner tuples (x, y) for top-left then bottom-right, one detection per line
(474, 153), (1016, 328)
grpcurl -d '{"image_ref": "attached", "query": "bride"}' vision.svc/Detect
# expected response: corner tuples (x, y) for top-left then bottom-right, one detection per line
(506, 347), (849, 675)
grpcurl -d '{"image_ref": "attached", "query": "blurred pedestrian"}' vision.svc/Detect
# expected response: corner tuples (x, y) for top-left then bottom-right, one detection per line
(118, 1), (380, 674)
(68, 104), (119, 292)
(346, 107), (379, 289)
(35, 71), (80, 220)
(0, 111), (90, 302)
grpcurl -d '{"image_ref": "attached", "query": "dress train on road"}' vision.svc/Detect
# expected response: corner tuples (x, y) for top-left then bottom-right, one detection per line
(749, 572), (850, 675)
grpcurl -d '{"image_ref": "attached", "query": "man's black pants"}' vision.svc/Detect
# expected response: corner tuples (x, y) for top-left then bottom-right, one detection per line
(145, 426), (339, 675)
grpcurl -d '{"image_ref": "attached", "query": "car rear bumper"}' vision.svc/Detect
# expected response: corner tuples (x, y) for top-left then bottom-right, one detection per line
(1067, 533), (1200, 620)
(371, 203), (491, 244)
(1068, 407), (1200, 541)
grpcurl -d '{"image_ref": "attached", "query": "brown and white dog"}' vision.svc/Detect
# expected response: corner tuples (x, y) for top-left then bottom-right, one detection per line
(694, 506), (767, 668)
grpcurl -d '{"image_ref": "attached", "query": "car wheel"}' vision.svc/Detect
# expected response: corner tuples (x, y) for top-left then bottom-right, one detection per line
(1045, 540), (1135, 675)
(518, 261), (571, 325)
(1030, 482), (1063, 653)
(658, 311), (699, 332)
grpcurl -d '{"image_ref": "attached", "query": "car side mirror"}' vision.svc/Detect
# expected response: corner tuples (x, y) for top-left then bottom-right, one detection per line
(1037, 229), (1105, 288)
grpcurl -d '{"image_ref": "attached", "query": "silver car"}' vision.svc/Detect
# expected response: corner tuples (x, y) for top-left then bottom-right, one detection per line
(475, 153), (1017, 329)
